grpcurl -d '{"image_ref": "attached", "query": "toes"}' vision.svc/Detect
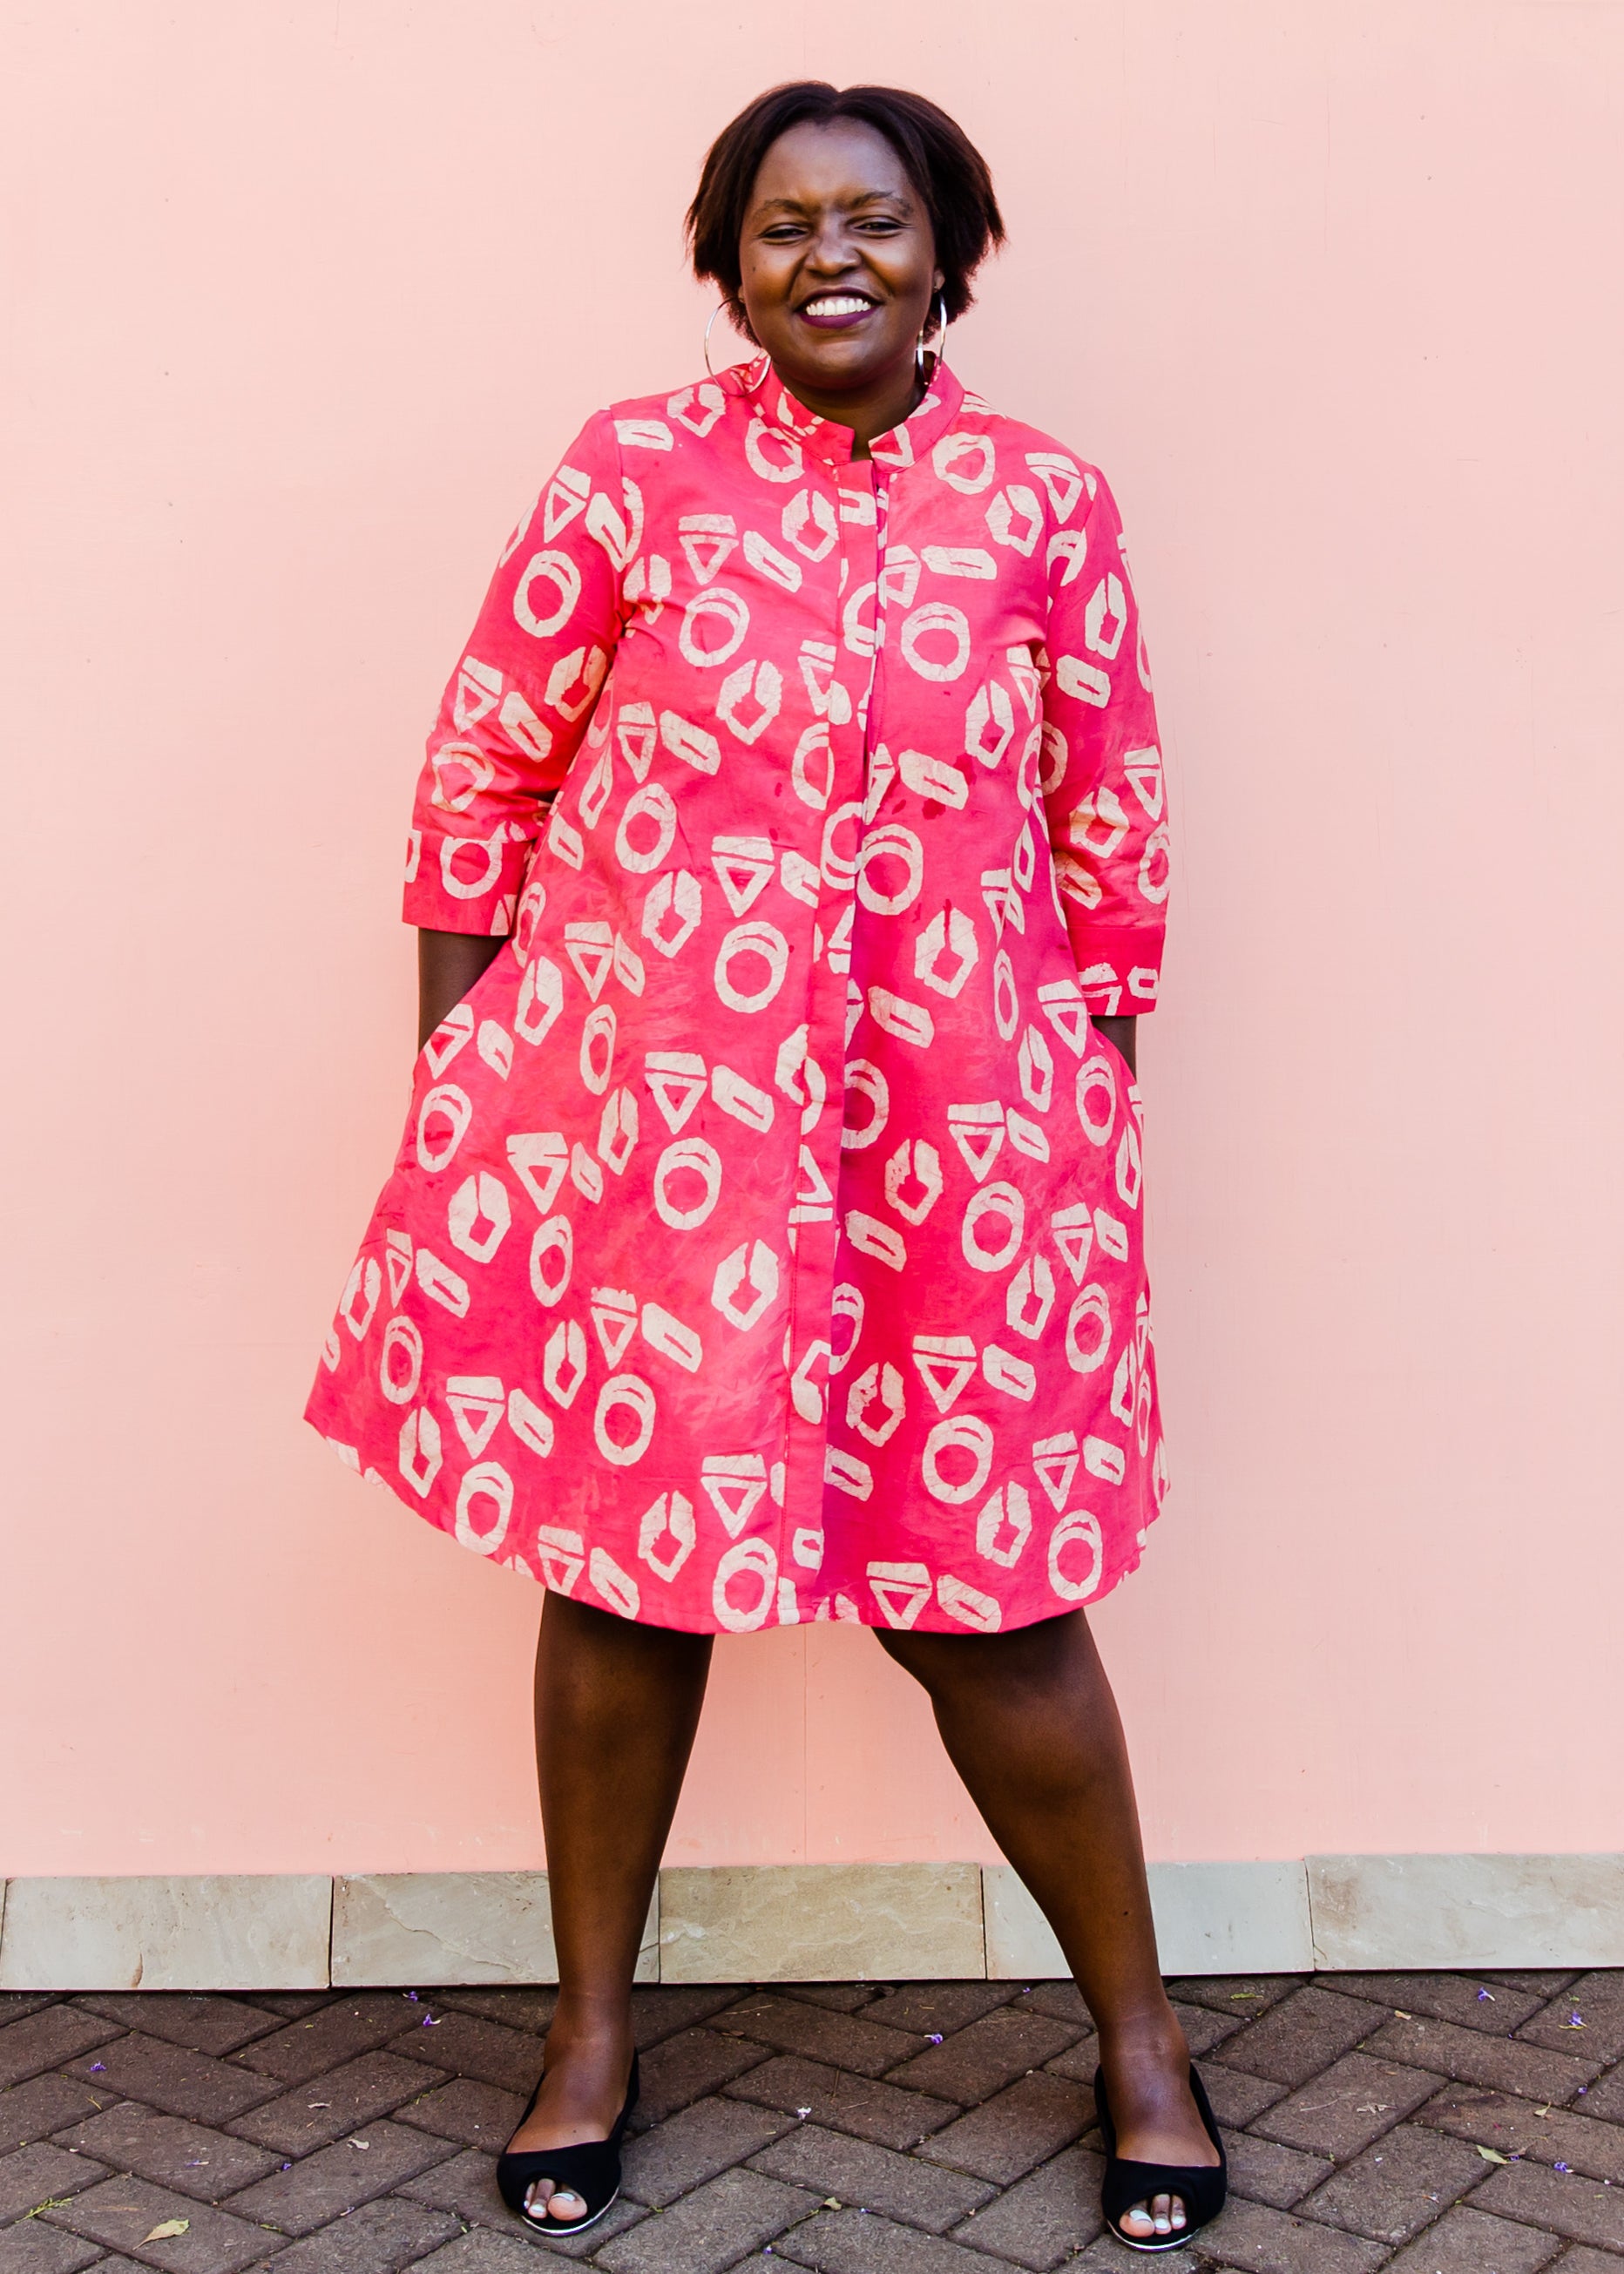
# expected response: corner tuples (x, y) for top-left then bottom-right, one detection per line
(523, 2179), (587, 2224)
(1118, 2190), (1190, 2241)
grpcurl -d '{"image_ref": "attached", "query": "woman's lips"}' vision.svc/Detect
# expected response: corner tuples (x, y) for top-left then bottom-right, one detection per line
(795, 294), (879, 331)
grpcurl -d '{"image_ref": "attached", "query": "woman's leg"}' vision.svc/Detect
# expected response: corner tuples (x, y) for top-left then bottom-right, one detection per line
(509, 1591), (713, 2219)
(876, 1609), (1216, 2245)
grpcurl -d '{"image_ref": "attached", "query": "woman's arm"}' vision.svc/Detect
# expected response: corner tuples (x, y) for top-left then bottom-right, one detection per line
(1092, 1014), (1137, 1077)
(1037, 469), (1170, 1045)
(401, 410), (627, 1026)
(417, 929), (507, 1051)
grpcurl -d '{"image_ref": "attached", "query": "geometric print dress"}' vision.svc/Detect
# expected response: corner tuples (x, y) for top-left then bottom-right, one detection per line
(306, 356), (1172, 1634)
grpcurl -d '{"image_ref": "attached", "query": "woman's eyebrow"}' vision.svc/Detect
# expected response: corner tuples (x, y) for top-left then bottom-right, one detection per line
(751, 188), (914, 218)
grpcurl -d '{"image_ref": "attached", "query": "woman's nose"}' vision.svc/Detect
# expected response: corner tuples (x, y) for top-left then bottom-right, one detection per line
(807, 219), (856, 270)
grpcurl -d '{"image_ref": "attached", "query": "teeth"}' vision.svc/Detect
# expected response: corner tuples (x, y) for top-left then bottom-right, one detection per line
(804, 295), (871, 317)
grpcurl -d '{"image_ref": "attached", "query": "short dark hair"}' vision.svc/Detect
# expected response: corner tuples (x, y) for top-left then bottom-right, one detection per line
(687, 82), (1005, 337)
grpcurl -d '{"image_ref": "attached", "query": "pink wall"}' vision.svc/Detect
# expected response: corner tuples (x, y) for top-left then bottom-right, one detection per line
(4, 0), (1621, 1878)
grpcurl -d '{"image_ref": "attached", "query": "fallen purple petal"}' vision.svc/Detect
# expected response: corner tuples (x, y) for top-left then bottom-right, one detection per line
(87, 2064), (105, 2074)
(1555, 2161), (1571, 2173)
(929, 2033), (944, 2043)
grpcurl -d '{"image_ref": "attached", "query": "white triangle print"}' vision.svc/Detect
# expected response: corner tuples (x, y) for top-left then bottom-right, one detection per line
(616, 700), (658, 782)
(453, 665), (500, 731)
(678, 518), (738, 584)
(867, 1561), (931, 1629)
(505, 1132), (569, 1214)
(423, 1001), (475, 1076)
(590, 1288), (639, 1366)
(543, 468), (591, 538)
(564, 922), (615, 1000)
(1124, 748), (1164, 818)
(795, 1144), (832, 1208)
(646, 1051), (707, 1132)
(446, 1376), (504, 1456)
(799, 640), (837, 714)
(1032, 1430), (1080, 1512)
(384, 1231), (414, 1305)
(947, 1107), (1005, 1181)
(711, 836), (775, 915)
(1025, 451), (1086, 522)
(912, 1335), (978, 1413)
(534, 1532), (585, 1593)
(1050, 1204), (1094, 1283)
(700, 1455), (768, 1540)
(1037, 979), (1092, 1058)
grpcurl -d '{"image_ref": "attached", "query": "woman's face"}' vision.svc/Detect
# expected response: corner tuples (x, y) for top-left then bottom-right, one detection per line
(739, 118), (942, 413)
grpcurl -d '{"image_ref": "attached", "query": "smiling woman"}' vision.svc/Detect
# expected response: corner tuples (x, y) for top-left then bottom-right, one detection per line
(687, 84), (1004, 454)
(307, 78), (1218, 2257)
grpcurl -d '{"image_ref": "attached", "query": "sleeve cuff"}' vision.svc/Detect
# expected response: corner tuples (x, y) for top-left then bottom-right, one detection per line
(1062, 924), (1166, 1014)
(401, 824), (532, 934)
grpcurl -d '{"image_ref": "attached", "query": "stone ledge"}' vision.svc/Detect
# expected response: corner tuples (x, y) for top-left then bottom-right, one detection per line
(1, 1855), (1619, 1987)
(0, 1873), (331, 1990)
(985, 1858), (1315, 1978)
(1308, 1851), (1624, 1969)
(660, 1862), (985, 1982)
(332, 1871), (660, 1986)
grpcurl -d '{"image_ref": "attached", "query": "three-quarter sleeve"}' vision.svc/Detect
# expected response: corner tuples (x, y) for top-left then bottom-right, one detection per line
(402, 411), (630, 934)
(1039, 470), (1171, 1014)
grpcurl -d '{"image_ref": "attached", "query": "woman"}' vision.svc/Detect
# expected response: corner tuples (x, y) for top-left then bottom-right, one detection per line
(308, 81), (1221, 2255)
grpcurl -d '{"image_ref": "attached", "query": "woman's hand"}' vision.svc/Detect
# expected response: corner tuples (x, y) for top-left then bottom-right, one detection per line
(417, 928), (507, 1052)
(1092, 1014), (1138, 1076)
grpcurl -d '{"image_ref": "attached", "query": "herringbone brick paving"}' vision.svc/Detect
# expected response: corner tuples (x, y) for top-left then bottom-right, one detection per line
(2, 1971), (1621, 2271)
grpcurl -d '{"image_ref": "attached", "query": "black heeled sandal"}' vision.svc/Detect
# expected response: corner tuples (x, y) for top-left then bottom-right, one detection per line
(1094, 2061), (1227, 2254)
(497, 2050), (639, 2237)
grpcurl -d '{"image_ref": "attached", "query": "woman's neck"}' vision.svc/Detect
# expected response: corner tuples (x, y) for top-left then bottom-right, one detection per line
(768, 360), (927, 459)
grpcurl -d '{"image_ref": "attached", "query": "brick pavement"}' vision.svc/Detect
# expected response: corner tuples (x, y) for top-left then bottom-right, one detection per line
(1, 1972), (1621, 2271)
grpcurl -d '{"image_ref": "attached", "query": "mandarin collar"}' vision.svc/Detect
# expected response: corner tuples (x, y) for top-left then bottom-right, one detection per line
(721, 355), (965, 470)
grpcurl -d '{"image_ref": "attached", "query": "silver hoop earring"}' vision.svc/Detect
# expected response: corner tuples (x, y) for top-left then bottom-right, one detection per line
(704, 302), (735, 379)
(916, 288), (950, 378)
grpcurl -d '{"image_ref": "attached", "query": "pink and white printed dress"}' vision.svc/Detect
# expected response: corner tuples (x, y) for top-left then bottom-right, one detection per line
(306, 358), (1172, 1635)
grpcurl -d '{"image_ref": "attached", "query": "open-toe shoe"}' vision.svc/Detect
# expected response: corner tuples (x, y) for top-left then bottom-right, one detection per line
(1093, 2061), (1227, 2254)
(496, 2049), (639, 2237)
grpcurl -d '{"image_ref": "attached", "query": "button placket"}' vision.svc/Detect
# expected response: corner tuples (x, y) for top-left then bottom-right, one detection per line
(775, 456), (879, 1545)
